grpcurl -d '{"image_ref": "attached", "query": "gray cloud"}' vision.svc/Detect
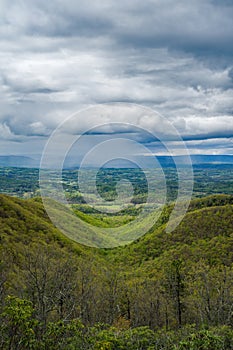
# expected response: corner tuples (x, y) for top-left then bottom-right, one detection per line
(0, 0), (233, 157)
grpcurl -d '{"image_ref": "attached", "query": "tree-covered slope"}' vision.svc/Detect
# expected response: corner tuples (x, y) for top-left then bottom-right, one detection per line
(0, 194), (232, 349)
(0, 194), (88, 255)
(109, 194), (233, 265)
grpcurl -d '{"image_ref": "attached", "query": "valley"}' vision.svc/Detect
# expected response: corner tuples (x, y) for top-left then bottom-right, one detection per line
(0, 164), (232, 348)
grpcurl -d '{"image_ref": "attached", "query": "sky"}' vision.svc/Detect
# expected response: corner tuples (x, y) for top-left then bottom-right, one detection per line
(0, 0), (233, 163)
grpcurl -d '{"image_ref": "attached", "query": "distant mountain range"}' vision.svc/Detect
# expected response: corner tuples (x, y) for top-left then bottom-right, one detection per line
(0, 154), (233, 168)
(157, 154), (233, 168)
(0, 156), (39, 168)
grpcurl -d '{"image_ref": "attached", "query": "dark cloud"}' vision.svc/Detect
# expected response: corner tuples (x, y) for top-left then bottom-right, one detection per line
(27, 13), (113, 38)
(0, 0), (233, 156)
(228, 68), (233, 82)
(3, 0), (233, 60)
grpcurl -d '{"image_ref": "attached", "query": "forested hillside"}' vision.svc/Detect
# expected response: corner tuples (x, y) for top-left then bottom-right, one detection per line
(0, 194), (232, 349)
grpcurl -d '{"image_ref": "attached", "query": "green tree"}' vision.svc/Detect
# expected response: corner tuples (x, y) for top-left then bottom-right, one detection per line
(0, 295), (37, 350)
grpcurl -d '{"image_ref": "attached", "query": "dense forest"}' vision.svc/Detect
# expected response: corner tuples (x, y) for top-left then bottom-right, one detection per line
(0, 193), (232, 349)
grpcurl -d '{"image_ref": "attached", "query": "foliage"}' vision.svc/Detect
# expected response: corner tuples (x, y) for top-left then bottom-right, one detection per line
(0, 296), (38, 349)
(0, 193), (233, 348)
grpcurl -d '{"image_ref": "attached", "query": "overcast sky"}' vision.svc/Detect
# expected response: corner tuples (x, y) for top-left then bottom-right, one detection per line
(0, 0), (233, 161)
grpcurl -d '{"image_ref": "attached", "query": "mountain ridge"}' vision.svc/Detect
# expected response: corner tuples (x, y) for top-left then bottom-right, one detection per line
(1, 154), (233, 168)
